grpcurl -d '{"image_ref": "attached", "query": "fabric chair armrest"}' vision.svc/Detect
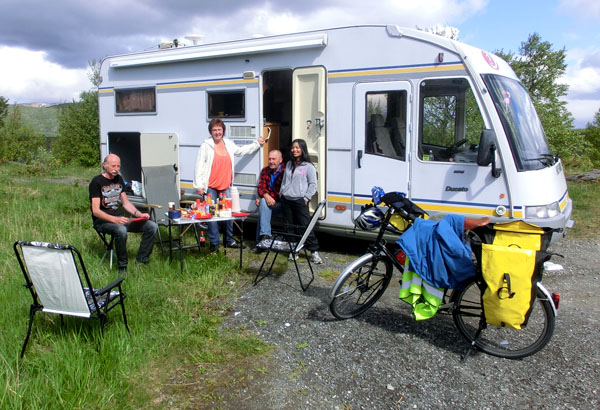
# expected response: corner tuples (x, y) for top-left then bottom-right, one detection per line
(95, 277), (125, 296)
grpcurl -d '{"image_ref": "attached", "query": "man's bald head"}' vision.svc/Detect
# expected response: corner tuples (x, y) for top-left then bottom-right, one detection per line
(268, 150), (283, 169)
(102, 154), (121, 177)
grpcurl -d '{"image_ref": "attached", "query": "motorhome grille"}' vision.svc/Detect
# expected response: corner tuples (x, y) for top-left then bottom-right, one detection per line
(234, 173), (257, 186)
(229, 126), (256, 139)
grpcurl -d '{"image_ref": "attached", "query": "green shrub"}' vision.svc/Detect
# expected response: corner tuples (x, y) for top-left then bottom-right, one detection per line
(54, 90), (100, 167)
(0, 105), (45, 163)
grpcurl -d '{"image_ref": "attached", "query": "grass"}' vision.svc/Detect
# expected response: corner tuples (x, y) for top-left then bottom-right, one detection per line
(566, 179), (600, 239)
(0, 162), (268, 409)
(0, 161), (596, 408)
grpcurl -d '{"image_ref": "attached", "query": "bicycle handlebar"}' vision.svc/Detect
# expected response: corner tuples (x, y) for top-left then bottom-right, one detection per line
(380, 192), (428, 222)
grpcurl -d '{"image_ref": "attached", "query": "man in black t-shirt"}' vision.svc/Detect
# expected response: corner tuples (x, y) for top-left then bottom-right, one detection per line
(89, 154), (158, 274)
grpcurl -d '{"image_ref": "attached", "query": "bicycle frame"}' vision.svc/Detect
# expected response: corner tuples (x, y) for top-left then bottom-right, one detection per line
(330, 194), (559, 359)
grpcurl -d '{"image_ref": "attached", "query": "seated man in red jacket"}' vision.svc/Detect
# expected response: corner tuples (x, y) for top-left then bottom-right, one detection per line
(254, 150), (285, 251)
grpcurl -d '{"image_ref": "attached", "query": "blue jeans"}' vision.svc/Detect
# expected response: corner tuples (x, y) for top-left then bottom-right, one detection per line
(94, 218), (158, 268)
(256, 198), (281, 242)
(206, 187), (233, 246)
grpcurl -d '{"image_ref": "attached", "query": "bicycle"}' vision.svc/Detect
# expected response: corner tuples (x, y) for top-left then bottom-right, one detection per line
(328, 191), (559, 359)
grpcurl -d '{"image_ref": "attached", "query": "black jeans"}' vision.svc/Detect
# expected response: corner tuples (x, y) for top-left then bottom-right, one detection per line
(94, 218), (158, 268)
(280, 196), (318, 252)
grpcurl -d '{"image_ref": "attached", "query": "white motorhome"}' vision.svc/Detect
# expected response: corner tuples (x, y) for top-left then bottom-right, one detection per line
(98, 24), (573, 241)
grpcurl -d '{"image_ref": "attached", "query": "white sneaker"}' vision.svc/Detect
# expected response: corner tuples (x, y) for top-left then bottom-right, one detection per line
(288, 252), (299, 261)
(310, 251), (323, 264)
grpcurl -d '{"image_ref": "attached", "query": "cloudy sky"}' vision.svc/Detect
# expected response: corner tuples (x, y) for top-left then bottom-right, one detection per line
(1, 0), (599, 127)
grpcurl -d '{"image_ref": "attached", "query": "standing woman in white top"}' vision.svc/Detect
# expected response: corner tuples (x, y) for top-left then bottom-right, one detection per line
(194, 118), (264, 251)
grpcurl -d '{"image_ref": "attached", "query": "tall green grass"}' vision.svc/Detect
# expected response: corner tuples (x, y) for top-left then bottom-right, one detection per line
(567, 179), (600, 239)
(0, 163), (267, 409)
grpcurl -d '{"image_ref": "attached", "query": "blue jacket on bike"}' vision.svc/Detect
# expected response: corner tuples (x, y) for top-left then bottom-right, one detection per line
(397, 214), (475, 289)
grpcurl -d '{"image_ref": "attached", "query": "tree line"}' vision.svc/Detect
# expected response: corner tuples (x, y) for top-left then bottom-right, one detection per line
(0, 38), (599, 172)
(0, 60), (100, 171)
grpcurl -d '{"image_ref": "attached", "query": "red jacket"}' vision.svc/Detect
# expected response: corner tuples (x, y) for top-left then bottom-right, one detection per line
(257, 163), (285, 201)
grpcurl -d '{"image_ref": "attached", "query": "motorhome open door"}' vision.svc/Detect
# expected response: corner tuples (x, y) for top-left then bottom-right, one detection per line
(292, 66), (326, 213)
(353, 82), (411, 220)
(140, 133), (180, 196)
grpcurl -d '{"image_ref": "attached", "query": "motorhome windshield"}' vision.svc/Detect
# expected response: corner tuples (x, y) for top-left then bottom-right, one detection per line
(483, 74), (553, 171)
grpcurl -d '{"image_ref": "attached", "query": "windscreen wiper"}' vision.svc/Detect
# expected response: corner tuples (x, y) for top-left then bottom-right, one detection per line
(524, 153), (557, 166)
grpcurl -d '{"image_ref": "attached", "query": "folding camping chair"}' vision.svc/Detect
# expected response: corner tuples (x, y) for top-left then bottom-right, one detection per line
(14, 240), (130, 358)
(94, 228), (114, 269)
(141, 165), (196, 253)
(253, 199), (326, 291)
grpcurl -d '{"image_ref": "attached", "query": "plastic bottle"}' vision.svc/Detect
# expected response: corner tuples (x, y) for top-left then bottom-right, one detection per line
(200, 230), (206, 245)
(428, 150), (435, 161)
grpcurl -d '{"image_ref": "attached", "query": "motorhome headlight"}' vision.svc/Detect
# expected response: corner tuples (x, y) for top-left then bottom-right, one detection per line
(525, 202), (561, 219)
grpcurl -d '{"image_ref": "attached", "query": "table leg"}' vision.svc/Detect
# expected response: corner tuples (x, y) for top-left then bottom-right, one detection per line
(179, 225), (184, 274)
(239, 219), (243, 270)
(233, 219), (244, 271)
(168, 220), (173, 263)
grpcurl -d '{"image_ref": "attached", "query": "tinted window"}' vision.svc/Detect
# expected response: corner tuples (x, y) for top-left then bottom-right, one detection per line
(208, 90), (245, 118)
(115, 88), (156, 114)
(365, 91), (407, 161)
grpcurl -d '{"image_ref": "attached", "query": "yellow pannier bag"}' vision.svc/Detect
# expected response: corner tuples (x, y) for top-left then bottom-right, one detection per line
(481, 243), (537, 329)
(492, 221), (544, 251)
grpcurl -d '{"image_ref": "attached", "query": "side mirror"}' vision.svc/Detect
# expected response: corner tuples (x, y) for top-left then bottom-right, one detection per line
(477, 129), (502, 178)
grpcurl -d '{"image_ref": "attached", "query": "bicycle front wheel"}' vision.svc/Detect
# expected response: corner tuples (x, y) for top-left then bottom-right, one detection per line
(451, 278), (555, 359)
(329, 252), (393, 319)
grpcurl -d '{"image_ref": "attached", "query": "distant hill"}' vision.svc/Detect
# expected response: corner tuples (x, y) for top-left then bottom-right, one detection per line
(8, 104), (68, 137)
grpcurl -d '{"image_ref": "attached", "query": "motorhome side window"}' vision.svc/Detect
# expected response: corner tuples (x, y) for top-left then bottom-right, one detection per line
(208, 90), (245, 119)
(419, 78), (484, 163)
(365, 91), (407, 161)
(115, 87), (156, 114)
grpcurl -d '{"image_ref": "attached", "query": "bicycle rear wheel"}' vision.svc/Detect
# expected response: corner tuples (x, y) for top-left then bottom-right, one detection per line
(329, 253), (393, 319)
(451, 278), (555, 359)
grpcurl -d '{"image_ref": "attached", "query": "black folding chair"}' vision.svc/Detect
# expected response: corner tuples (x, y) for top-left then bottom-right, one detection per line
(253, 200), (326, 291)
(94, 227), (114, 269)
(14, 240), (130, 358)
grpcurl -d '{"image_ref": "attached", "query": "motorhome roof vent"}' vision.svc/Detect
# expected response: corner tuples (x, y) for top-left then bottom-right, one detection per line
(185, 35), (204, 46)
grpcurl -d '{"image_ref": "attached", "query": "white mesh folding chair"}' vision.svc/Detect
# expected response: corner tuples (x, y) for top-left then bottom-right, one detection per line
(14, 241), (129, 358)
(253, 199), (326, 291)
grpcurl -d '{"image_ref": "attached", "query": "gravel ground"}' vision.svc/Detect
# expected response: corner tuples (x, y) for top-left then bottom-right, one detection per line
(219, 234), (600, 409)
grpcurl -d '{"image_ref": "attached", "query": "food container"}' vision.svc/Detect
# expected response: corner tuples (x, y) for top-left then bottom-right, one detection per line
(168, 210), (181, 219)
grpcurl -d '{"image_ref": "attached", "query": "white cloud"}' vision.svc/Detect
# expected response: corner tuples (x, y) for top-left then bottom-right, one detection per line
(566, 99), (600, 127)
(1, 0), (492, 105)
(558, 0), (600, 20)
(0, 46), (89, 104)
(185, 0), (489, 44)
(562, 46), (600, 126)
(567, 66), (600, 97)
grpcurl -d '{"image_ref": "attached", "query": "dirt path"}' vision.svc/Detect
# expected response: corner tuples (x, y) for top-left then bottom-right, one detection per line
(193, 236), (600, 409)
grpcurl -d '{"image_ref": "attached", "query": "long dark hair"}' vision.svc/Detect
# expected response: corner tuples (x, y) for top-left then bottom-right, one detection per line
(291, 139), (312, 164)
